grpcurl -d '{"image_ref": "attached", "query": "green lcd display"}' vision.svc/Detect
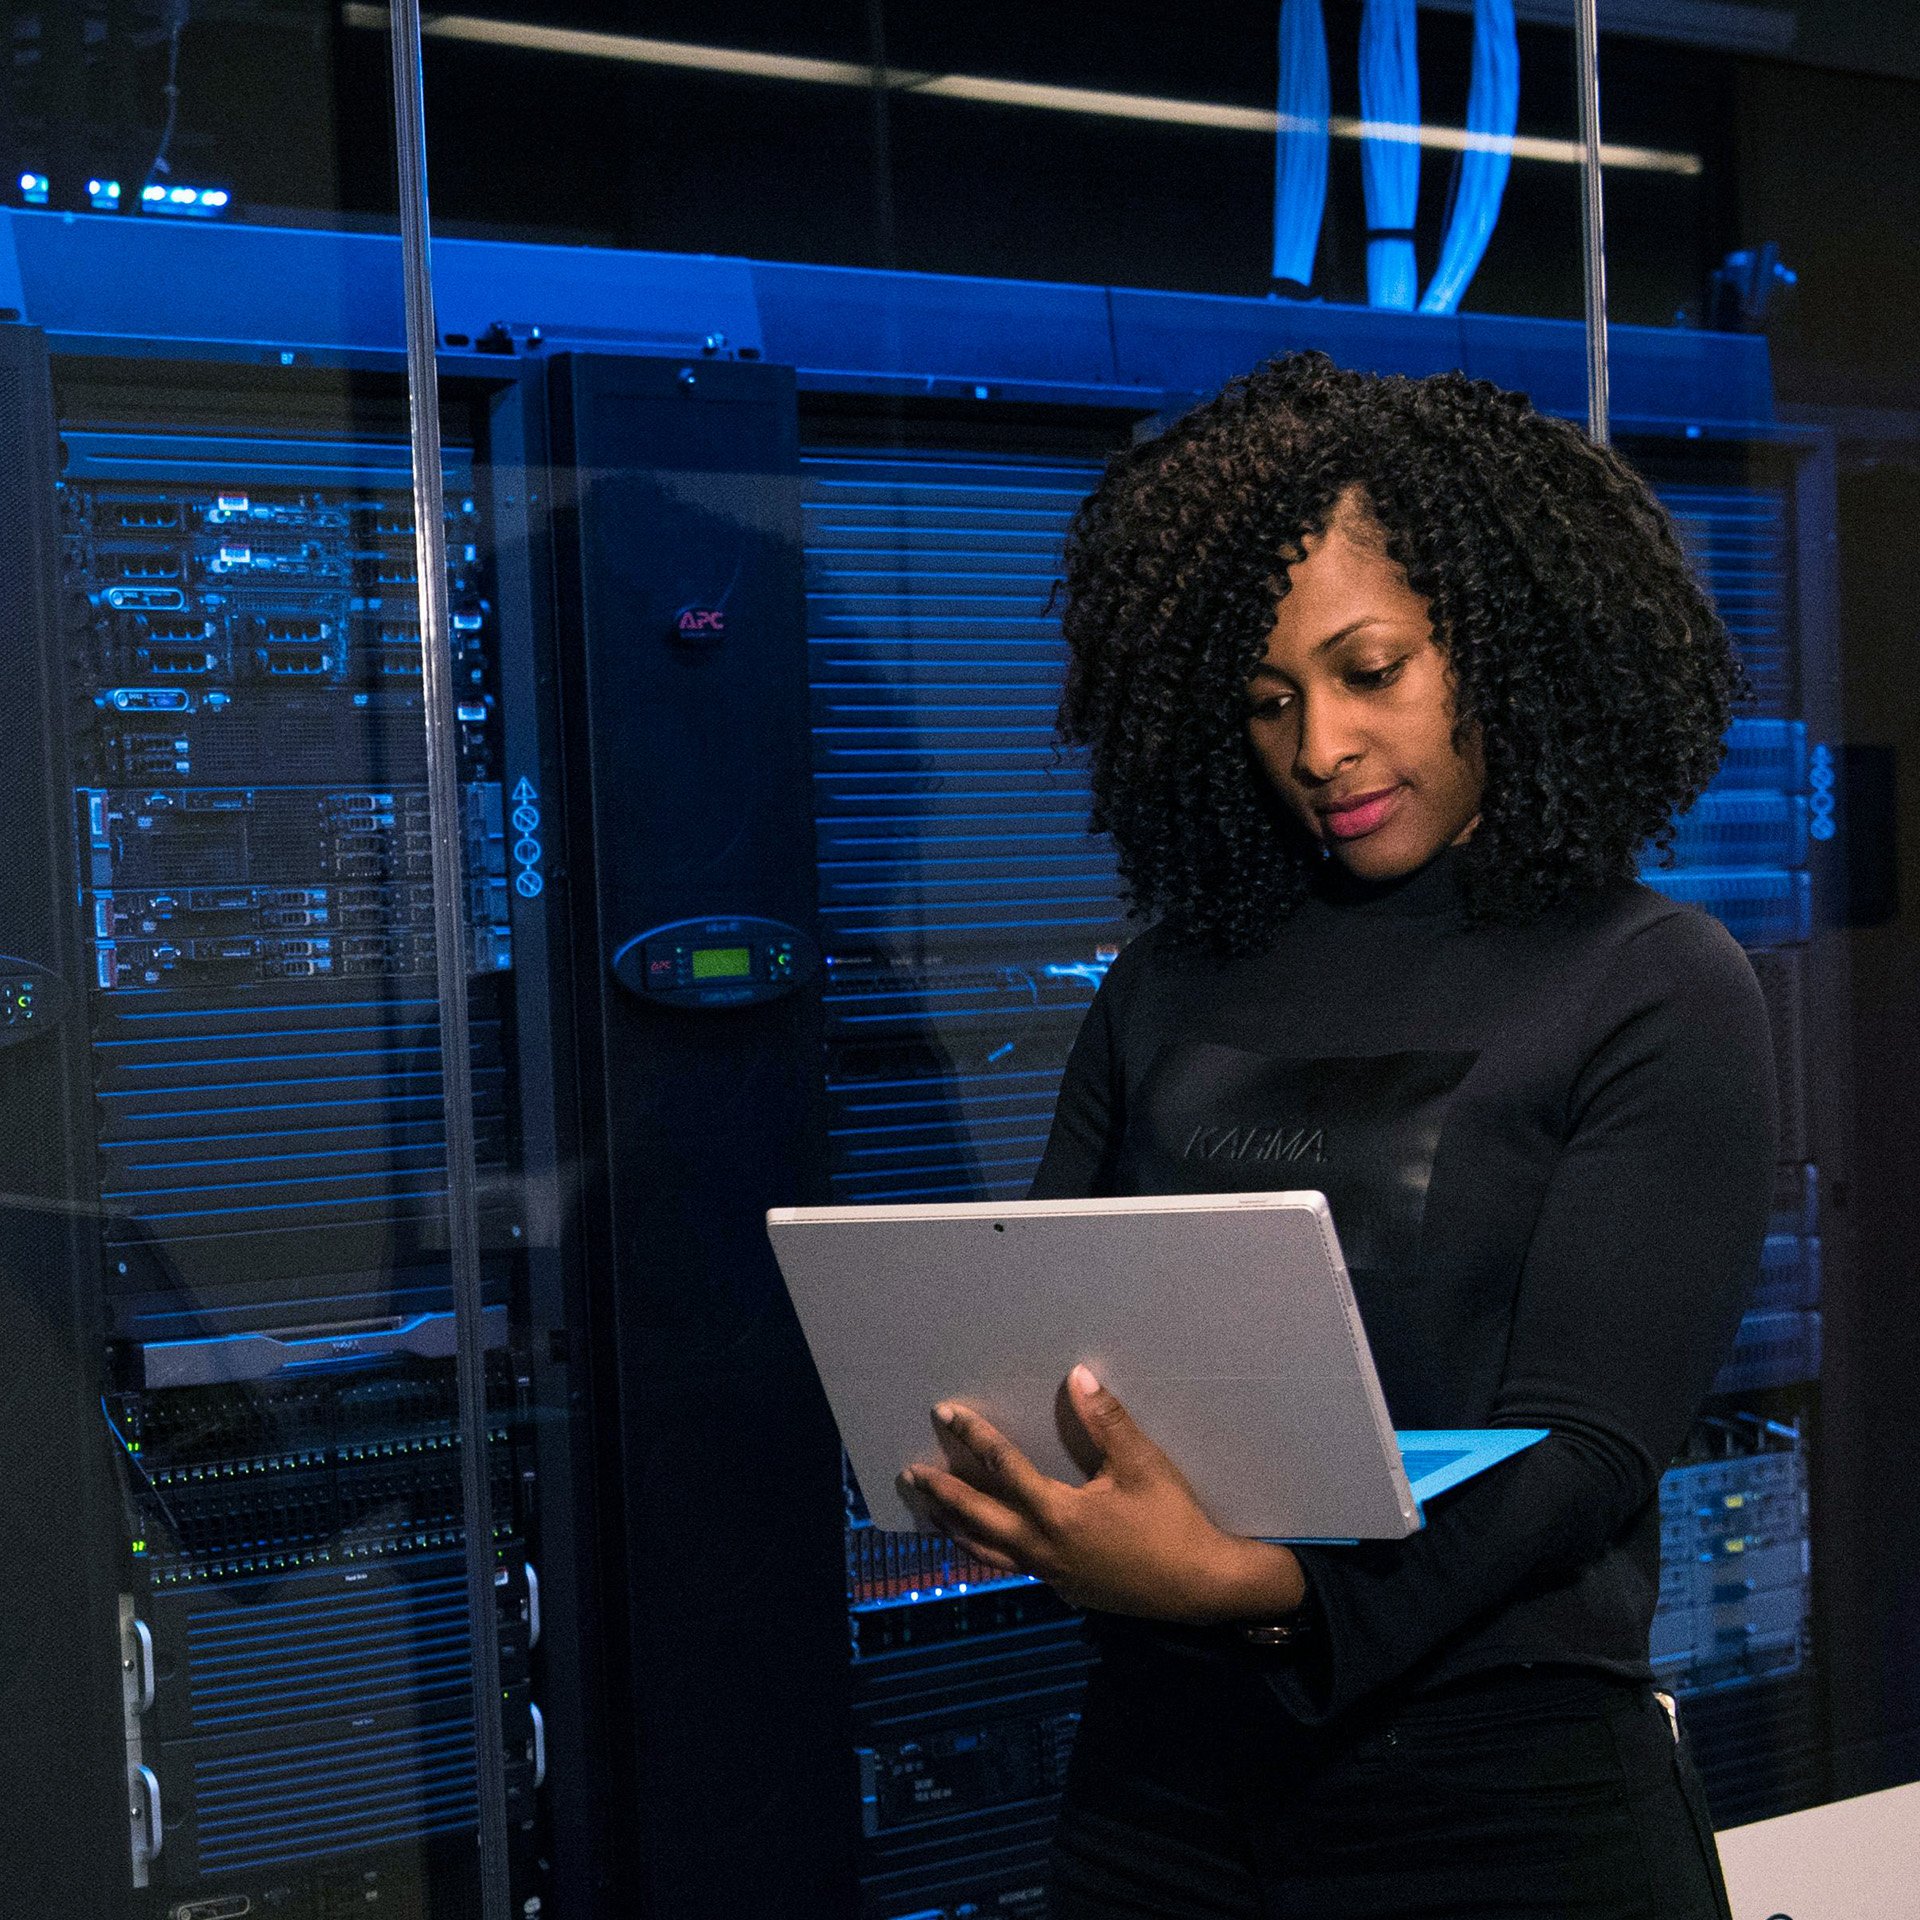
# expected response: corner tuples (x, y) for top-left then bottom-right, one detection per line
(690, 946), (753, 981)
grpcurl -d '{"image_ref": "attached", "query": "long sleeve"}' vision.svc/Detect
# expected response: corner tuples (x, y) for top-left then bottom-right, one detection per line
(1267, 910), (1778, 1723)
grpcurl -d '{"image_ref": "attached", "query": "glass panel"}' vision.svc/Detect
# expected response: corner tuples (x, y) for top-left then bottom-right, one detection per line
(323, 0), (1920, 1902)
(0, 10), (517, 1914)
(400, 4), (1747, 1915)
(1596, 5), (1920, 1852)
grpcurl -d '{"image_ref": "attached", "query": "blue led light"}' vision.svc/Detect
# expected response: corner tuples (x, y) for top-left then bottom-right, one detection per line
(87, 178), (122, 209)
(142, 181), (232, 218)
(18, 171), (49, 206)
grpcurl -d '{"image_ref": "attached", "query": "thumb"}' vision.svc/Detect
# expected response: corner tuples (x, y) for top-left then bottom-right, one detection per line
(1066, 1364), (1154, 1477)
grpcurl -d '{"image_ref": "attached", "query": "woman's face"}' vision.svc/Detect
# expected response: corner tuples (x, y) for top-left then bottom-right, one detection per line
(1246, 495), (1484, 881)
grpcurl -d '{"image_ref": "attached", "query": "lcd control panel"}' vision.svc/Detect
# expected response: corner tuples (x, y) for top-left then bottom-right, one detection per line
(612, 914), (819, 1007)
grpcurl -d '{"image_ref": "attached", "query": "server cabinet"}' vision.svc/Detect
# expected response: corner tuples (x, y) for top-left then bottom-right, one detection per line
(800, 429), (1128, 1918)
(528, 351), (855, 1915)
(0, 329), (559, 1919)
(1626, 439), (1850, 1824)
(0, 323), (133, 1916)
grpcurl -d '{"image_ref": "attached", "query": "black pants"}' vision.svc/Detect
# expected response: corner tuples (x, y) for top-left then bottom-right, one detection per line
(1050, 1639), (1732, 1920)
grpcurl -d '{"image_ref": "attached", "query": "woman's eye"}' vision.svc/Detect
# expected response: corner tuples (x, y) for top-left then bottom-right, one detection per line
(1347, 658), (1407, 690)
(1247, 692), (1294, 719)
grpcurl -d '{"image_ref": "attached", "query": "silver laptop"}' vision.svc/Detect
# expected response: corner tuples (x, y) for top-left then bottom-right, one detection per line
(766, 1191), (1544, 1540)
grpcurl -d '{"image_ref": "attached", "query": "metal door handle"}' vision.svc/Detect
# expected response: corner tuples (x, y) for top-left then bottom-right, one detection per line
(529, 1701), (546, 1791)
(136, 1765), (163, 1861)
(132, 1618), (155, 1713)
(524, 1562), (540, 1648)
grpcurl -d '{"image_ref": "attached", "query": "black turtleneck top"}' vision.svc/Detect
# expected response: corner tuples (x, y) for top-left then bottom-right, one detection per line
(1029, 850), (1777, 1724)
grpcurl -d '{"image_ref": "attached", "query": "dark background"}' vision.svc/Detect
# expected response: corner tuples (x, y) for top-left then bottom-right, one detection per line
(5, 0), (1919, 1802)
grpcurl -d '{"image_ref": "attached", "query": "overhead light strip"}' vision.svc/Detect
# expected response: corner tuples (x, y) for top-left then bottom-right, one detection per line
(341, 6), (1701, 176)
(911, 74), (1277, 133)
(399, 12), (884, 86)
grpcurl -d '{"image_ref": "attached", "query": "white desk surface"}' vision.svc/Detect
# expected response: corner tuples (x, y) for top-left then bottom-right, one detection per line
(1717, 1779), (1920, 1920)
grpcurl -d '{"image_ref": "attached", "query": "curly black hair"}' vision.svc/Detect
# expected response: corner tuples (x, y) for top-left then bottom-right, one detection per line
(1058, 351), (1741, 953)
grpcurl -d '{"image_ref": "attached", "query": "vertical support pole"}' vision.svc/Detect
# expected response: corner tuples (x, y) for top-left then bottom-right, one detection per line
(383, 5), (512, 1916)
(1574, 0), (1610, 445)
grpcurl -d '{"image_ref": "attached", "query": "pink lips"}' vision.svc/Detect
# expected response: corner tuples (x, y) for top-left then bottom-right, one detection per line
(1319, 784), (1404, 841)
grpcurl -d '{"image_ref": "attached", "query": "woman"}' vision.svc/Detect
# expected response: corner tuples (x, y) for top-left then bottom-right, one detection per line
(896, 353), (1774, 1919)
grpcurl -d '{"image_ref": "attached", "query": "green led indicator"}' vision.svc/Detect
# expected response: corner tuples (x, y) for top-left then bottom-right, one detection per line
(690, 946), (752, 981)
(130, 1539), (146, 1554)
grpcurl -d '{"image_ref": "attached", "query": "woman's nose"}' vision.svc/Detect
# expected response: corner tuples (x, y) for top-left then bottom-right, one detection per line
(1293, 695), (1366, 786)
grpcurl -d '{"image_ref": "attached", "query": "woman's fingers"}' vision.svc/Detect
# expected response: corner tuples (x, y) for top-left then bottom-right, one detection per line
(1063, 1364), (1161, 1481)
(931, 1402), (1057, 1516)
(1053, 1374), (1107, 1480)
(903, 1399), (1084, 1585)
(896, 1474), (1024, 1572)
(902, 1463), (1039, 1571)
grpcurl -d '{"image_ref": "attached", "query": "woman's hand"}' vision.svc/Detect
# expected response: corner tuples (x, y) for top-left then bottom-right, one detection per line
(898, 1364), (1307, 1626)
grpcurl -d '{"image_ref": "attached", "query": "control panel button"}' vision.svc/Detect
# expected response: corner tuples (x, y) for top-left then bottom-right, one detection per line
(0, 959), (65, 1045)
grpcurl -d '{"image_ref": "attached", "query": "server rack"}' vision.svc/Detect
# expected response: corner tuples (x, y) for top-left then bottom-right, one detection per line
(524, 350), (855, 1915)
(802, 432), (1127, 1919)
(0, 332), (573, 1919)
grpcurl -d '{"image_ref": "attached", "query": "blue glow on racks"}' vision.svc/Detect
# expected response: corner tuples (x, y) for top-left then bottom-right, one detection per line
(804, 448), (1125, 1205)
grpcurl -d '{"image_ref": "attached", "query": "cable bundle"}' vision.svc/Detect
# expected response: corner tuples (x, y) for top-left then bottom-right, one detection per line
(1421, 0), (1520, 314)
(1359, 0), (1421, 311)
(1272, 0), (1331, 288)
(1275, 0), (1519, 314)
